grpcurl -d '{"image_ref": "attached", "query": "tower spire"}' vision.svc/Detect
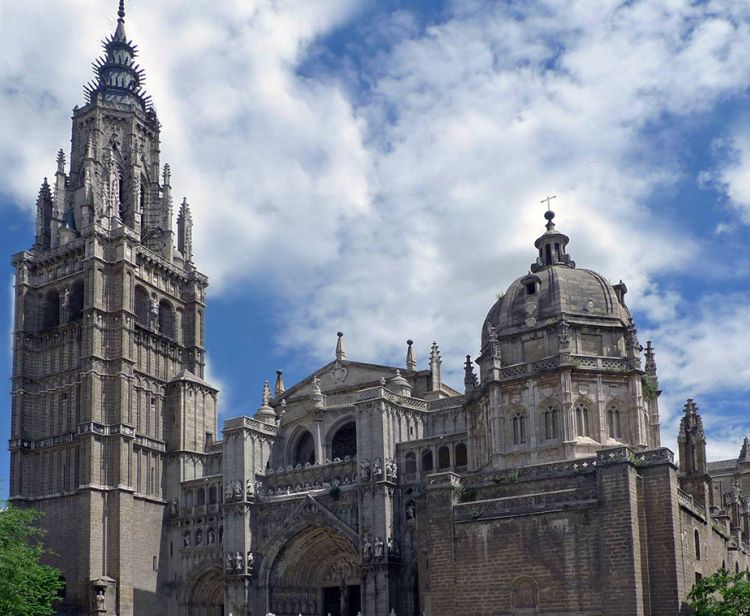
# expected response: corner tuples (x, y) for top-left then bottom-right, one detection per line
(531, 201), (575, 272)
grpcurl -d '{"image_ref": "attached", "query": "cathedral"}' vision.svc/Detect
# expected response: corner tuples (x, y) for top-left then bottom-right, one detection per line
(8, 3), (750, 616)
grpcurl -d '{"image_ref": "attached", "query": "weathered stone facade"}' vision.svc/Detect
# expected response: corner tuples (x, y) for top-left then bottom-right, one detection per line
(9, 4), (750, 616)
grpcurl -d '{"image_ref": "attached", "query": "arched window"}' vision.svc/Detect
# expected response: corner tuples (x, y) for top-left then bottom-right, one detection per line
(575, 403), (590, 437)
(607, 405), (621, 439)
(438, 446), (450, 470)
(44, 290), (60, 329)
(421, 449), (434, 473)
(159, 299), (174, 338)
(694, 529), (701, 560)
(69, 281), (84, 322)
(134, 286), (149, 327)
(512, 577), (538, 609)
(455, 443), (468, 467)
(513, 413), (527, 445)
(294, 431), (315, 466)
(331, 421), (357, 459)
(405, 452), (417, 475)
(544, 406), (559, 440)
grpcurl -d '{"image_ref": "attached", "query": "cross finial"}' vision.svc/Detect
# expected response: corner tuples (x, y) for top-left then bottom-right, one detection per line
(541, 195), (556, 212)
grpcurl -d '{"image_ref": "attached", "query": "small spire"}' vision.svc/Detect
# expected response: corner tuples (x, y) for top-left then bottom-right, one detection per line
(262, 380), (271, 406)
(85, 133), (95, 160)
(740, 437), (750, 463)
(255, 380), (276, 424)
(335, 332), (346, 362)
(118, 0), (125, 20)
(56, 149), (66, 174)
(429, 342), (442, 391)
(163, 164), (172, 186)
(406, 339), (416, 371)
(644, 340), (657, 376)
(531, 198), (575, 272)
(464, 355), (478, 393)
(275, 370), (285, 396)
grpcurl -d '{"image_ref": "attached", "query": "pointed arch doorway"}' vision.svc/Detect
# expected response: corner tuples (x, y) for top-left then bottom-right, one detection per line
(186, 567), (224, 616)
(269, 524), (360, 616)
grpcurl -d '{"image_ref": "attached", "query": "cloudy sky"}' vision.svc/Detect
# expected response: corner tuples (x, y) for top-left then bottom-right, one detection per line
(1, 0), (749, 491)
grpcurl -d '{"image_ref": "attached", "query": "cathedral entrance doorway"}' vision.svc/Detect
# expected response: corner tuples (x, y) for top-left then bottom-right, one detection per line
(186, 567), (224, 616)
(268, 525), (360, 616)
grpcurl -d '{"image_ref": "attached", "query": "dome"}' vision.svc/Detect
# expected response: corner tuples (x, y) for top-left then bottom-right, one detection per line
(482, 211), (631, 346)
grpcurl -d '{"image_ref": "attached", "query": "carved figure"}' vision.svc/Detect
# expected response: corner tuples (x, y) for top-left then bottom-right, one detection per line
(363, 538), (373, 561)
(225, 553), (234, 573)
(182, 530), (191, 547)
(234, 551), (244, 573)
(195, 529), (202, 545)
(374, 536), (384, 560)
(224, 482), (234, 501)
(360, 460), (371, 482)
(312, 376), (322, 396)
(373, 458), (383, 480)
(406, 501), (416, 520)
(247, 551), (254, 574)
(207, 527), (215, 544)
(149, 296), (159, 330)
(94, 588), (106, 611)
(246, 479), (254, 499)
(231, 480), (243, 502)
(386, 458), (398, 479)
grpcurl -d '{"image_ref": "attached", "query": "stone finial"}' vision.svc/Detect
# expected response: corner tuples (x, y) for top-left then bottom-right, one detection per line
(118, 0), (126, 20)
(335, 331), (346, 362)
(429, 342), (442, 391)
(255, 380), (276, 424)
(406, 339), (416, 371)
(644, 340), (657, 377)
(464, 355), (478, 393)
(275, 370), (285, 395)
(740, 437), (750, 463)
(56, 149), (66, 174)
(163, 163), (171, 186)
(85, 133), (95, 160)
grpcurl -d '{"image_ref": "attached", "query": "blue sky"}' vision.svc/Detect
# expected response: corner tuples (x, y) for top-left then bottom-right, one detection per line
(1, 0), (750, 496)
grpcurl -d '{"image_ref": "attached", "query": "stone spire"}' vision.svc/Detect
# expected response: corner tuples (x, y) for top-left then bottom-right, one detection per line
(644, 340), (658, 378)
(464, 355), (478, 393)
(84, 0), (153, 113)
(34, 178), (53, 250)
(177, 197), (193, 263)
(678, 399), (706, 477)
(429, 342), (442, 392)
(335, 332), (346, 362)
(739, 437), (750, 465)
(531, 207), (575, 273)
(274, 370), (285, 396)
(406, 339), (416, 371)
(255, 380), (276, 424)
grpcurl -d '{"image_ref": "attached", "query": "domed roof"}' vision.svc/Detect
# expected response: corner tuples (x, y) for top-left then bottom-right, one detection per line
(482, 212), (631, 345)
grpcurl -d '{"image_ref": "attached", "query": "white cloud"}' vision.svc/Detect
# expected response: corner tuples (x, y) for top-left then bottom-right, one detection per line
(2, 0), (750, 425)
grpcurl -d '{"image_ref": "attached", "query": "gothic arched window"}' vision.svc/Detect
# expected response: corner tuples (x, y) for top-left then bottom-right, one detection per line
(405, 452), (417, 475)
(513, 413), (527, 445)
(44, 290), (60, 330)
(695, 529), (701, 560)
(455, 443), (468, 467)
(331, 421), (357, 459)
(294, 431), (315, 466)
(438, 446), (450, 470)
(575, 403), (590, 438)
(421, 449), (434, 473)
(69, 281), (84, 322)
(607, 405), (621, 439)
(544, 406), (559, 440)
(159, 300), (174, 338)
(134, 286), (149, 327)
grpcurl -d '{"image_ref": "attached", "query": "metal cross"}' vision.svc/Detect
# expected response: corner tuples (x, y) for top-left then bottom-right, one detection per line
(540, 195), (557, 211)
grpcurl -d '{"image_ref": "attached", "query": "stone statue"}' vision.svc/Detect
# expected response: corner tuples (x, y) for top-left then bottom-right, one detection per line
(363, 537), (373, 561)
(94, 588), (106, 612)
(386, 458), (397, 479)
(312, 376), (322, 396)
(247, 551), (254, 574)
(225, 553), (234, 573)
(406, 501), (416, 520)
(207, 527), (215, 544)
(195, 529), (202, 545)
(232, 480), (243, 502)
(234, 551), (244, 573)
(373, 458), (383, 480)
(374, 536), (384, 560)
(360, 459), (371, 481)
(149, 296), (159, 330)
(183, 531), (191, 547)
(224, 482), (234, 502)
(246, 479), (254, 499)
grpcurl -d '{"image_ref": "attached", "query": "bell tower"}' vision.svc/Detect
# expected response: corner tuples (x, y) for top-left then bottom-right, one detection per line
(8, 3), (216, 614)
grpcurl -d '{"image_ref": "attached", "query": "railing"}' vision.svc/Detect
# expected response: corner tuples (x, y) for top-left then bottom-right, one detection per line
(262, 457), (359, 497)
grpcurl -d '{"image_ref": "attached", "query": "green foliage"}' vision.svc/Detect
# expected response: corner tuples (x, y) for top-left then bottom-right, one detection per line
(0, 503), (63, 616)
(688, 569), (750, 615)
(641, 375), (658, 402)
